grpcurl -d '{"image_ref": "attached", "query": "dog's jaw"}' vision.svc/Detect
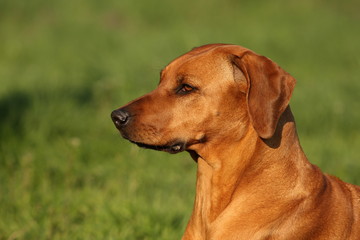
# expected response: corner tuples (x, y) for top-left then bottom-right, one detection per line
(129, 140), (186, 154)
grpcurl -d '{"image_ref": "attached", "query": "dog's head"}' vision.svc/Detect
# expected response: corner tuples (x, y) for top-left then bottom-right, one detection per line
(111, 44), (296, 154)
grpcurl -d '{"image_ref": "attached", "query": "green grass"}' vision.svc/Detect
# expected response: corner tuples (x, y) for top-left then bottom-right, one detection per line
(0, 0), (359, 239)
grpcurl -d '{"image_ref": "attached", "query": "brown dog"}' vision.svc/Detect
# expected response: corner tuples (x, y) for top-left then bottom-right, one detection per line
(111, 44), (360, 239)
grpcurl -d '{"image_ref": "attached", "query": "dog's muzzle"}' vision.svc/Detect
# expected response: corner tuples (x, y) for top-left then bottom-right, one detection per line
(111, 108), (187, 154)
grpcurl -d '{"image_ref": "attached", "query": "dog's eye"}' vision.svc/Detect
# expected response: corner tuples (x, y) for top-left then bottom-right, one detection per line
(177, 84), (195, 94)
(181, 84), (193, 92)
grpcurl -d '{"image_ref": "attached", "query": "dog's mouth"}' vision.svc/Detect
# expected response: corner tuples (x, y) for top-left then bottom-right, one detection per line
(129, 140), (186, 154)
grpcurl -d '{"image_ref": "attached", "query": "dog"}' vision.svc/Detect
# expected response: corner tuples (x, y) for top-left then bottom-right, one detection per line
(111, 44), (360, 239)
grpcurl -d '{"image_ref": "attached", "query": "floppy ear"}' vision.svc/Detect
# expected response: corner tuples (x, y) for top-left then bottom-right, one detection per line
(233, 52), (296, 139)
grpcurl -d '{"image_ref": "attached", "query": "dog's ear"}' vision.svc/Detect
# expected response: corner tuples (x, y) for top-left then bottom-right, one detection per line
(232, 52), (296, 139)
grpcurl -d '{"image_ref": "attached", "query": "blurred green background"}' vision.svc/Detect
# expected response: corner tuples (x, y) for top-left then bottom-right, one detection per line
(0, 0), (359, 239)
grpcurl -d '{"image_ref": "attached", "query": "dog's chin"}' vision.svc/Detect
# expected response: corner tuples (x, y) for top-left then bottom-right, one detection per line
(129, 140), (186, 154)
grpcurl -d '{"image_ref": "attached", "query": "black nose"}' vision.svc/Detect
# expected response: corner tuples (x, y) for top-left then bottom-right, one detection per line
(111, 109), (130, 128)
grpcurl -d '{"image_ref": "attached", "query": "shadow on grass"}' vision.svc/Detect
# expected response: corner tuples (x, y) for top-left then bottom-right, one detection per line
(0, 90), (32, 137)
(0, 83), (97, 138)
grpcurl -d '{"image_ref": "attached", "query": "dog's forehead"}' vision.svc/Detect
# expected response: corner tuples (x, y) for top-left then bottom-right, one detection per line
(161, 44), (250, 75)
(161, 44), (247, 81)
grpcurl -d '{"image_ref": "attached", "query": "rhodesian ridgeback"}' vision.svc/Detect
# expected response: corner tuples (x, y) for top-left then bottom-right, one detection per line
(111, 44), (360, 239)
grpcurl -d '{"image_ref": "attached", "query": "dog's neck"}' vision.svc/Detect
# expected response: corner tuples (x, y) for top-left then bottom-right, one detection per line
(184, 107), (313, 238)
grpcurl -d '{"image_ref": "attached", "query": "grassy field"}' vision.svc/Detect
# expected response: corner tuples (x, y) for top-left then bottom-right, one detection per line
(0, 0), (359, 239)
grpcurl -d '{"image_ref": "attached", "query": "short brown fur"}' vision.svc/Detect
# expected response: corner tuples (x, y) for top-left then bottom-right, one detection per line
(111, 44), (360, 239)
